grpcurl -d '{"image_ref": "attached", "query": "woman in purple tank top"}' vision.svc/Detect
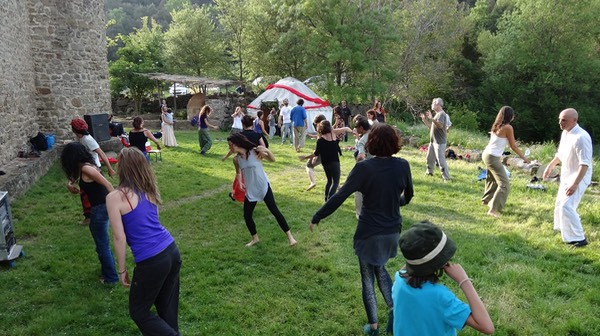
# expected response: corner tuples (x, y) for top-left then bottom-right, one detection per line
(106, 147), (181, 336)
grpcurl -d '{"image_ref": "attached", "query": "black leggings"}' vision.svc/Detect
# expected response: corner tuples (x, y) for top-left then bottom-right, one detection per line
(359, 258), (393, 324)
(322, 161), (340, 201)
(243, 185), (289, 235)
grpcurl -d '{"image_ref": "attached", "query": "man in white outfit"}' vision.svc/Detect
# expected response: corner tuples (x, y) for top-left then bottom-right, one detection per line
(279, 99), (294, 145)
(543, 108), (593, 247)
(420, 98), (451, 181)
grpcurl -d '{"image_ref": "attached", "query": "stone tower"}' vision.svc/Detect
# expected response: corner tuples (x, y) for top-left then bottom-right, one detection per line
(0, 0), (111, 167)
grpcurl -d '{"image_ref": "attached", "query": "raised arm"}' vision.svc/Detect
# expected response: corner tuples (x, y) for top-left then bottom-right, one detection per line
(444, 263), (494, 334)
(332, 127), (352, 137)
(255, 146), (275, 162)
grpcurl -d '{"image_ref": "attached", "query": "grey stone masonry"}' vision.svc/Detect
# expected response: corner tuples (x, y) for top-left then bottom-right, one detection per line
(0, 0), (111, 199)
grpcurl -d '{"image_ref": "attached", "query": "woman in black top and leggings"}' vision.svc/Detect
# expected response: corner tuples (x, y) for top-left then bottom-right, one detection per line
(300, 120), (342, 201)
(309, 124), (414, 335)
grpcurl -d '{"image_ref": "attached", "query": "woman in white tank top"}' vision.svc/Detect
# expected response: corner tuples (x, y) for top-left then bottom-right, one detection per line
(482, 106), (531, 217)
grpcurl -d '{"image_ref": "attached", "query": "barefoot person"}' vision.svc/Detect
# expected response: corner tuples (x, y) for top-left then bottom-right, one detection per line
(227, 133), (297, 247)
(481, 106), (530, 217)
(106, 147), (182, 335)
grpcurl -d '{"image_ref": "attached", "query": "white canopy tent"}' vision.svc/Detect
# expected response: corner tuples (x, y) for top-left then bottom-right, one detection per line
(247, 77), (333, 133)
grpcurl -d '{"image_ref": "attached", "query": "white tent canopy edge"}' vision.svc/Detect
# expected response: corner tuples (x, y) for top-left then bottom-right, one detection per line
(247, 77), (333, 133)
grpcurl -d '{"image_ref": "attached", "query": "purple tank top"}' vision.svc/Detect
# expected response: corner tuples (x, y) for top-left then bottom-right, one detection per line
(253, 118), (262, 134)
(121, 193), (174, 263)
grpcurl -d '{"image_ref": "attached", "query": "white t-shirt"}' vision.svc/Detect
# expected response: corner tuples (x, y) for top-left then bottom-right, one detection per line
(557, 124), (593, 185)
(281, 105), (292, 123)
(232, 116), (243, 129)
(79, 134), (101, 167)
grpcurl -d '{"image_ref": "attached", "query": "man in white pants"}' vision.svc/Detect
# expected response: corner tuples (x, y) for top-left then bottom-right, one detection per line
(543, 108), (593, 247)
(420, 98), (451, 181)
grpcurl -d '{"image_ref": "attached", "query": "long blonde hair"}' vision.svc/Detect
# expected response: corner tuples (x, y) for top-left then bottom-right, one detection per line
(117, 147), (161, 205)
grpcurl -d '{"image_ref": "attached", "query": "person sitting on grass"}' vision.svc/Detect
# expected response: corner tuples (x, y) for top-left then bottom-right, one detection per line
(392, 220), (495, 336)
(227, 132), (297, 248)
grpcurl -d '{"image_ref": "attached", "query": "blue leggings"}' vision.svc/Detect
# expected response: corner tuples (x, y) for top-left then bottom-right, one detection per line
(359, 258), (393, 324)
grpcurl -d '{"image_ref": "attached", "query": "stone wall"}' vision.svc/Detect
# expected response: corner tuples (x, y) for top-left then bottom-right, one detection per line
(0, 1), (38, 167)
(0, 0), (111, 199)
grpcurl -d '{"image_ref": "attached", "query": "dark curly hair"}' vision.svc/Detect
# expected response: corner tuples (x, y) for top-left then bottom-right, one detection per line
(61, 142), (96, 181)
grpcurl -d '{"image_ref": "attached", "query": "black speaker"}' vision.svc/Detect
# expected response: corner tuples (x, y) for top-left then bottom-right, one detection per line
(84, 114), (111, 142)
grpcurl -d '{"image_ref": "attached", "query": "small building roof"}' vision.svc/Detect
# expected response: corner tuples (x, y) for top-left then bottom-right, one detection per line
(139, 73), (238, 87)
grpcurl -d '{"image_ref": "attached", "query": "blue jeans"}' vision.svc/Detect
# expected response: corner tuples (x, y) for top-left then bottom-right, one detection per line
(89, 203), (118, 284)
(281, 123), (293, 144)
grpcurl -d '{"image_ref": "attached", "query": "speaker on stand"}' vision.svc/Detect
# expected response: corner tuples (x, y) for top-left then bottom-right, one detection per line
(84, 114), (111, 142)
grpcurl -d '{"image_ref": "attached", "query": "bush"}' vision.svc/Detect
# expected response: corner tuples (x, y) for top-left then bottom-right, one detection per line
(447, 103), (479, 131)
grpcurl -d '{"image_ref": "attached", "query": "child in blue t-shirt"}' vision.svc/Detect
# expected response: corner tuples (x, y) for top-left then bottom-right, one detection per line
(392, 221), (494, 336)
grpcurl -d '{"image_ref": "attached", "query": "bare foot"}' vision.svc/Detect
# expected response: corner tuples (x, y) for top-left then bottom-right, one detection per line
(487, 210), (500, 218)
(245, 238), (260, 247)
(306, 184), (316, 191)
(286, 231), (297, 247)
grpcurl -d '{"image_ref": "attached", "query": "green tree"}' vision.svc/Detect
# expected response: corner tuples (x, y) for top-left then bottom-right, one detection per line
(108, 17), (165, 113)
(214, 0), (250, 88)
(164, 4), (227, 82)
(243, 0), (311, 82)
(476, 0), (600, 142)
(298, 0), (398, 103)
(386, 0), (469, 121)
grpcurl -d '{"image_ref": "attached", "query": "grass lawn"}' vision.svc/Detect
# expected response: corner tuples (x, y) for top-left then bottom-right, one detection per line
(1, 129), (600, 335)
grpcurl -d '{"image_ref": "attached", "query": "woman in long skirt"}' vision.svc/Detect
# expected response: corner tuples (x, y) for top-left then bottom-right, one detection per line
(161, 105), (178, 147)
